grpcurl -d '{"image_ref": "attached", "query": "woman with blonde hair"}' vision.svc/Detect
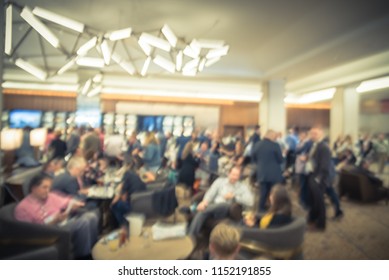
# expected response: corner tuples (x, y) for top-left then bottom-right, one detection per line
(141, 131), (161, 173)
(178, 141), (200, 193)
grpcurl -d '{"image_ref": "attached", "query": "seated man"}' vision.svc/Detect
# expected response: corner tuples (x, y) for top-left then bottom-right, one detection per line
(14, 173), (99, 259)
(187, 166), (254, 237)
(206, 223), (241, 260)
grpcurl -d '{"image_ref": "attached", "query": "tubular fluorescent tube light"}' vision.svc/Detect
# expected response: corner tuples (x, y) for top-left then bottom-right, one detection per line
(100, 40), (111, 65)
(76, 37), (97, 56)
(196, 39), (225, 49)
(161, 24), (177, 47)
(87, 85), (102, 97)
(5, 5), (13, 55)
(81, 79), (92, 95)
(15, 58), (47, 80)
(119, 61), (136, 75)
(141, 57), (151, 76)
(20, 7), (61, 49)
(182, 68), (197, 77)
(32, 7), (85, 33)
(356, 76), (389, 93)
(176, 51), (183, 71)
(138, 40), (152, 56)
(198, 58), (206, 72)
(205, 57), (220, 67)
(153, 55), (176, 73)
(189, 40), (201, 54)
(183, 45), (199, 59)
(2, 81), (78, 91)
(76, 57), (105, 68)
(93, 73), (103, 83)
(57, 58), (76, 75)
(206, 45), (230, 59)
(105, 27), (132, 41)
(183, 57), (200, 72)
(139, 33), (171, 52)
(298, 88), (336, 104)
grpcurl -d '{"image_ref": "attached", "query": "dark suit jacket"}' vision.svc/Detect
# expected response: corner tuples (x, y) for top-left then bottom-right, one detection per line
(311, 140), (332, 187)
(52, 171), (86, 201)
(252, 138), (283, 183)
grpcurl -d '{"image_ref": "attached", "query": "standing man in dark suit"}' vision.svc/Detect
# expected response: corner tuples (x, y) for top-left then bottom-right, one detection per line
(252, 130), (284, 211)
(306, 127), (331, 230)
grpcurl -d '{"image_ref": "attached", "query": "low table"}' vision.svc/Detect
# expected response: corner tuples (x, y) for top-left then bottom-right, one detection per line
(92, 228), (194, 260)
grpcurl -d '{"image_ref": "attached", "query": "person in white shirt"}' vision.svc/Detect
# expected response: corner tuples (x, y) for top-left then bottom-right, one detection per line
(187, 166), (254, 236)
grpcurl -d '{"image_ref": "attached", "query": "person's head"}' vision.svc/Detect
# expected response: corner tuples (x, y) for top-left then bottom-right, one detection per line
(144, 131), (158, 146)
(182, 141), (194, 160)
(67, 156), (87, 177)
(43, 157), (64, 174)
(54, 130), (62, 139)
(228, 166), (241, 184)
(29, 173), (53, 201)
(264, 129), (277, 141)
(269, 184), (292, 216)
(309, 127), (324, 142)
(254, 125), (260, 132)
(209, 223), (241, 260)
(200, 141), (209, 152)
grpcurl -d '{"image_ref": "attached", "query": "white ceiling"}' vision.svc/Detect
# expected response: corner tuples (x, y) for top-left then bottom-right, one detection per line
(2, 0), (389, 100)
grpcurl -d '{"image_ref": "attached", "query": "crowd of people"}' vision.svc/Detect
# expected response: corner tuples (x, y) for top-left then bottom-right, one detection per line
(9, 123), (388, 259)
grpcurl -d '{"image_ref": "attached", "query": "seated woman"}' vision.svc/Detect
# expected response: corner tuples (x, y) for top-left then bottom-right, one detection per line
(110, 160), (147, 226)
(244, 184), (292, 229)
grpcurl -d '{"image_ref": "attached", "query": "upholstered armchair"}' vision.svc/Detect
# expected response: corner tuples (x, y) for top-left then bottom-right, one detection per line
(0, 203), (72, 260)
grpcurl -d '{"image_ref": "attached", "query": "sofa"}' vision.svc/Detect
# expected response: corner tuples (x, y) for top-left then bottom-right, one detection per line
(338, 169), (387, 203)
(0, 203), (72, 260)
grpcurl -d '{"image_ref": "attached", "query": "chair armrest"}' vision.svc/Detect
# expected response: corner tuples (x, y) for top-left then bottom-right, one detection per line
(239, 238), (303, 259)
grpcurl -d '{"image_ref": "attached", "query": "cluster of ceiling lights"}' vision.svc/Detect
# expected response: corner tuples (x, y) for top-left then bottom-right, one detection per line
(4, 3), (230, 82)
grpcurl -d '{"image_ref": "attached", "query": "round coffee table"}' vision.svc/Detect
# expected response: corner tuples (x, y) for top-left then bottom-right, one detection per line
(92, 228), (194, 260)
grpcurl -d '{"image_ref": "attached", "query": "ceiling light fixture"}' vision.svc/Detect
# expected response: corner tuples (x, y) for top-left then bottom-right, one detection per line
(205, 57), (221, 67)
(76, 57), (105, 68)
(161, 24), (177, 47)
(153, 55), (176, 73)
(5, 5), (13, 55)
(196, 39), (225, 49)
(141, 57), (152, 76)
(356, 76), (389, 93)
(100, 40), (111, 65)
(183, 57), (200, 72)
(206, 45), (230, 59)
(76, 37), (98, 56)
(183, 45), (199, 59)
(57, 57), (77, 75)
(298, 88), (336, 104)
(87, 85), (102, 97)
(138, 40), (152, 56)
(198, 58), (206, 72)
(139, 33), (171, 52)
(176, 51), (183, 71)
(81, 79), (92, 95)
(20, 7), (61, 49)
(111, 53), (136, 75)
(105, 27), (132, 41)
(32, 6), (85, 33)
(15, 58), (47, 80)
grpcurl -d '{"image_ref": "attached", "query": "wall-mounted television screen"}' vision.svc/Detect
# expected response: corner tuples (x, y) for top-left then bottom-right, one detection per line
(75, 109), (101, 128)
(9, 109), (43, 128)
(137, 115), (163, 132)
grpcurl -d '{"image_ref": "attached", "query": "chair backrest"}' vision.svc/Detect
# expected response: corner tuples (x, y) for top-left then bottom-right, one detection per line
(131, 185), (178, 219)
(0, 203), (72, 260)
(238, 216), (306, 259)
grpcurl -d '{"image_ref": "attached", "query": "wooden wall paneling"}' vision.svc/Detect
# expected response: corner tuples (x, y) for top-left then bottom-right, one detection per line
(287, 108), (330, 130)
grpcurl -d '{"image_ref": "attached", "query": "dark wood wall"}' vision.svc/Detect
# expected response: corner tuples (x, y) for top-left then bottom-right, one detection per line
(3, 93), (76, 112)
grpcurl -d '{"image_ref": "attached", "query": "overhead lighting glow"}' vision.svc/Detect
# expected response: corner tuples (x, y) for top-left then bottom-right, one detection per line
(76, 37), (97, 56)
(76, 57), (105, 68)
(141, 57), (152, 76)
(206, 45), (230, 59)
(57, 57), (77, 75)
(183, 45), (199, 59)
(2, 81), (78, 92)
(15, 58), (47, 80)
(139, 33), (171, 52)
(32, 6), (85, 33)
(105, 27), (132, 41)
(153, 55), (176, 73)
(20, 7), (60, 49)
(81, 79), (92, 95)
(100, 40), (111, 65)
(112, 53), (136, 75)
(92, 73), (103, 83)
(161, 24), (177, 47)
(87, 85), (103, 97)
(183, 57), (200, 72)
(138, 40), (152, 56)
(356, 76), (389, 93)
(182, 68), (197, 77)
(196, 39), (225, 49)
(198, 58), (206, 72)
(5, 5), (13, 55)
(176, 51), (183, 71)
(205, 57), (221, 67)
(297, 88), (336, 104)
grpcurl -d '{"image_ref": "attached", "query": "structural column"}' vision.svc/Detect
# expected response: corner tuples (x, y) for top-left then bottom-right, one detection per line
(330, 86), (359, 146)
(259, 79), (286, 135)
